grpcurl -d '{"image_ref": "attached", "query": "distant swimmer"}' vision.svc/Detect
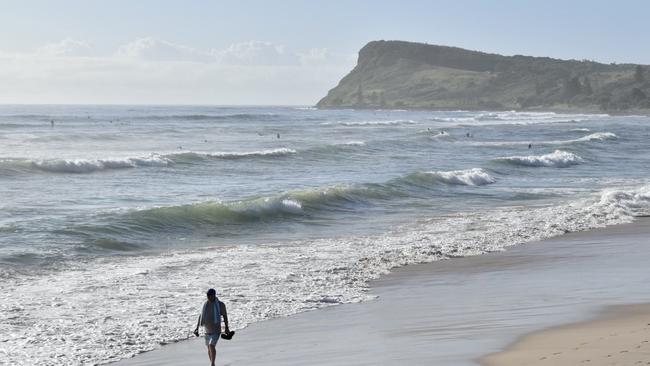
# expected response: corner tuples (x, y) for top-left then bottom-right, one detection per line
(466, 132), (471, 138)
(204, 139), (208, 143)
(277, 133), (280, 139)
(528, 143), (532, 149)
(50, 120), (54, 127)
(178, 146), (183, 150)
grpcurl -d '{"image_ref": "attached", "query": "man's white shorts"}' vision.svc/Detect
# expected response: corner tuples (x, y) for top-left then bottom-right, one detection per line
(205, 333), (219, 346)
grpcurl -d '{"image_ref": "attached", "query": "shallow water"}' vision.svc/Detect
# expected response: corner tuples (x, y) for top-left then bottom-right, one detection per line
(1, 106), (649, 365)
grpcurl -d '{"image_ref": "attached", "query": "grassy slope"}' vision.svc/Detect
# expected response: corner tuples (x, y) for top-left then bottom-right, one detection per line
(317, 41), (650, 112)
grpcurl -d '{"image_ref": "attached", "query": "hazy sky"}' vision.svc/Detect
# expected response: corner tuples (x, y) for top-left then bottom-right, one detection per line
(1, 0), (648, 105)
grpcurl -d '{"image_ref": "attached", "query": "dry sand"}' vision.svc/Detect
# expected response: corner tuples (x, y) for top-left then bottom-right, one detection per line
(481, 304), (650, 366)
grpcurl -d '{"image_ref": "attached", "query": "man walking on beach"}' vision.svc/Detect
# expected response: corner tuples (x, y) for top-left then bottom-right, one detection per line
(194, 288), (230, 366)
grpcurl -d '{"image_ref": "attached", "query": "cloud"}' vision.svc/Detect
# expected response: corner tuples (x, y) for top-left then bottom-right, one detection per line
(214, 40), (298, 66)
(116, 37), (214, 62)
(0, 38), (356, 104)
(37, 38), (94, 57)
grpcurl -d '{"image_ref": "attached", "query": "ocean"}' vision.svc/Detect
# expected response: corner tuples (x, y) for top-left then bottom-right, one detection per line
(1, 105), (649, 365)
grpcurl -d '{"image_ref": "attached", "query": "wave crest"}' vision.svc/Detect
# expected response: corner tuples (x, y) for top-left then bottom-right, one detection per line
(574, 132), (618, 142)
(406, 168), (496, 186)
(495, 150), (584, 168)
(322, 119), (416, 126)
(165, 148), (297, 162)
(0, 155), (172, 174)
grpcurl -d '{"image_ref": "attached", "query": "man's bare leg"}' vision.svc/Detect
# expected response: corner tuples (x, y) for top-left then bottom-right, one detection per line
(208, 344), (216, 366)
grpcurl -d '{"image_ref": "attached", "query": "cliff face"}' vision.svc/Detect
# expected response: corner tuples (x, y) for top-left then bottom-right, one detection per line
(317, 40), (650, 111)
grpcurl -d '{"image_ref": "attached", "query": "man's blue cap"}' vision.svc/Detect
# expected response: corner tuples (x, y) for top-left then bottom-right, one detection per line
(206, 288), (216, 296)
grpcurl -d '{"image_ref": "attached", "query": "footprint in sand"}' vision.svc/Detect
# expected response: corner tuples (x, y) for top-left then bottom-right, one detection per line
(580, 360), (591, 363)
(539, 356), (547, 360)
(553, 352), (562, 355)
(620, 350), (629, 353)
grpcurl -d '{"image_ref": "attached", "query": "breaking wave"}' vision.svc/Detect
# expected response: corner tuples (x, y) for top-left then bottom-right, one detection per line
(133, 113), (281, 121)
(0, 155), (172, 174)
(573, 132), (618, 142)
(322, 119), (417, 126)
(432, 111), (609, 125)
(403, 168), (496, 186)
(462, 132), (618, 147)
(4, 183), (649, 366)
(62, 168), (496, 243)
(165, 148), (297, 162)
(495, 150), (584, 168)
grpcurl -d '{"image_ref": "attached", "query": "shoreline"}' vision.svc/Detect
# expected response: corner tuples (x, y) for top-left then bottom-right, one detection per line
(313, 105), (650, 117)
(113, 218), (650, 365)
(480, 303), (650, 366)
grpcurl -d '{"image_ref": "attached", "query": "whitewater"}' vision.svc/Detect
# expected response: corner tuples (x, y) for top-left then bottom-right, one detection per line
(1, 105), (649, 365)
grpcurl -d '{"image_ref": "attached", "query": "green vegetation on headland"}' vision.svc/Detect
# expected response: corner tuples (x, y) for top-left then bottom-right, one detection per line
(316, 40), (650, 113)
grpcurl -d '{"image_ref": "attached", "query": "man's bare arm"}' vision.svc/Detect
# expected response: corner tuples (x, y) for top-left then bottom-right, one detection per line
(220, 301), (230, 333)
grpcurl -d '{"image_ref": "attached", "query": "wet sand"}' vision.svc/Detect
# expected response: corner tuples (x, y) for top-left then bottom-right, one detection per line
(114, 219), (650, 365)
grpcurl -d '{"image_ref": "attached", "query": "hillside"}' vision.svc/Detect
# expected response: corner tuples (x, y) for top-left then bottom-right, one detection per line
(316, 40), (650, 112)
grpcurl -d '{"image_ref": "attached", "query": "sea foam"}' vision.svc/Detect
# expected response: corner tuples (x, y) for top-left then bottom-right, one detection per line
(165, 148), (297, 162)
(3, 184), (649, 366)
(409, 168), (496, 186)
(322, 119), (417, 126)
(31, 155), (172, 173)
(496, 150), (584, 168)
(462, 132), (618, 147)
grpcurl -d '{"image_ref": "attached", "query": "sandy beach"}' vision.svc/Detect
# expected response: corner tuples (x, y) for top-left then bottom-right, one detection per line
(482, 304), (650, 366)
(113, 218), (650, 366)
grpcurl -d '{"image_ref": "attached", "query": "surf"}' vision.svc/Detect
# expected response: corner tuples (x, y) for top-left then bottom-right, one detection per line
(494, 150), (584, 168)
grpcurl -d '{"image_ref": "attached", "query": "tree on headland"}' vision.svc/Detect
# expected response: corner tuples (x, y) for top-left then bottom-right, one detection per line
(356, 84), (364, 106)
(634, 65), (645, 83)
(582, 77), (593, 95)
(535, 81), (543, 96)
(631, 87), (647, 102)
(564, 76), (582, 99)
(368, 91), (379, 105)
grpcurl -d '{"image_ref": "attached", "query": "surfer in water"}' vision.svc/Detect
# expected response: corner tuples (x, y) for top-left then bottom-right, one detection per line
(194, 288), (231, 366)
